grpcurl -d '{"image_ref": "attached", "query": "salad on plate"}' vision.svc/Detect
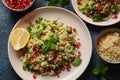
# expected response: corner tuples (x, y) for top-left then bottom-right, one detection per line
(10, 17), (82, 78)
(76, 0), (120, 22)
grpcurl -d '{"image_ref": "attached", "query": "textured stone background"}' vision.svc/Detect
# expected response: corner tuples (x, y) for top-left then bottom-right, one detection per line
(0, 0), (120, 80)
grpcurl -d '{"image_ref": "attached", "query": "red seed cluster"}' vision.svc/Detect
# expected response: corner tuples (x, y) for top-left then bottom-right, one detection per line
(5, 0), (33, 9)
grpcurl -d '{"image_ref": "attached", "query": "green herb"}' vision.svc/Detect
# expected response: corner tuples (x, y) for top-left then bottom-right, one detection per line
(112, 4), (119, 12)
(72, 39), (76, 46)
(34, 30), (42, 38)
(66, 26), (70, 33)
(92, 14), (104, 22)
(27, 25), (32, 32)
(48, 0), (58, 6)
(101, 65), (108, 75)
(42, 34), (59, 54)
(50, 34), (59, 43)
(38, 17), (43, 23)
(100, 76), (106, 80)
(42, 42), (56, 54)
(92, 64), (112, 80)
(42, 42), (51, 54)
(23, 59), (31, 70)
(77, 0), (80, 2)
(92, 64), (101, 76)
(51, 43), (56, 49)
(59, 0), (69, 7)
(48, 0), (70, 7)
(72, 58), (82, 66)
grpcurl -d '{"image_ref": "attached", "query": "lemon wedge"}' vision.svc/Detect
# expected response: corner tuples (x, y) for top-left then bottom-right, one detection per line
(10, 28), (30, 50)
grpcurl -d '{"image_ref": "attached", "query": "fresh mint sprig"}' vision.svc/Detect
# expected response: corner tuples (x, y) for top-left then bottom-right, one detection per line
(92, 64), (113, 80)
(48, 0), (70, 7)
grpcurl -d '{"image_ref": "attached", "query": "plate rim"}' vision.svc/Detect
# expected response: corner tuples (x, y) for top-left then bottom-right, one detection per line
(8, 6), (92, 80)
(71, 0), (120, 26)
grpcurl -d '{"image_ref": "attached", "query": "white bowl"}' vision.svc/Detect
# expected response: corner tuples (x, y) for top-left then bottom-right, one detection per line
(8, 7), (92, 80)
(2, 0), (35, 12)
(71, 0), (120, 26)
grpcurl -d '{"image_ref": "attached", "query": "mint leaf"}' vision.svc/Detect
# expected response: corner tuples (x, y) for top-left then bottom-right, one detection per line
(50, 34), (59, 43)
(50, 43), (56, 49)
(92, 64), (111, 80)
(48, 0), (58, 6)
(92, 64), (101, 76)
(100, 76), (106, 80)
(38, 17), (43, 23)
(59, 0), (69, 7)
(66, 26), (70, 33)
(72, 58), (82, 66)
(34, 30), (42, 38)
(42, 42), (51, 54)
(101, 65), (108, 75)
(48, 0), (70, 7)
(26, 26), (32, 32)
(92, 14), (104, 22)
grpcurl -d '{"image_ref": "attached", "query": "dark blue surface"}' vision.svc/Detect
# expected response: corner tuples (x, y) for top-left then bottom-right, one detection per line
(0, 0), (120, 80)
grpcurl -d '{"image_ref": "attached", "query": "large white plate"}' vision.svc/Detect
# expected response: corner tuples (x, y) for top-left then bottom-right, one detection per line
(71, 0), (120, 26)
(8, 7), (92, 80)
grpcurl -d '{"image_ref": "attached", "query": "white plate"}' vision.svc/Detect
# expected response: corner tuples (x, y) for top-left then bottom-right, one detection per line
(8, 7), (92, 80)
(71, 0), (120, 26)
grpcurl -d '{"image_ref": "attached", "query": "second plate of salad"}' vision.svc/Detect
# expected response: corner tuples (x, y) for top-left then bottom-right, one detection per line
(72, 0), (120, 26)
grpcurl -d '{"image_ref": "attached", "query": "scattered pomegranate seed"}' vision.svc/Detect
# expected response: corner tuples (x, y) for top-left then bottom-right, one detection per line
(29, 22), (33, 25)
(73, 28), (76, 32)
(76, 42), (81, 48)
(42, 32), (46, 36)
(70, 27), (72, 34)
(35, 20), (39, 24)
(97, 6), (103, 13)
(51, 27), (55, 33)
(33, 74), (37, 80)
(33, 45), (38, 51)
(33, 61), (38, 66)
(77, 51), (81, 58)
(66, 64), (71, 71)
(55, 70), (61, 77)
(112, 15), (118, 19)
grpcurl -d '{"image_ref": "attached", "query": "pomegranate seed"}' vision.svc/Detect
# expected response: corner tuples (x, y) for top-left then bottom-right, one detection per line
(112, 15), (118, 19)
(51, 27), (55, 33)
(97, 6), (103, 13)
(70, 27), (72, 34)
(73, 28), (76, 32)
(76, 42), (81, 48)
(33, 74), (37, 79)
(77, 51), (81, 58)
(42, 32), (46, 36)
(35, 20), (39, 24)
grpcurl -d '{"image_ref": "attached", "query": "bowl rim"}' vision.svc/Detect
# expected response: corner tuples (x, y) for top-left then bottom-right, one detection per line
(2, 0), (35, 11)
(95, 28), (120, 64)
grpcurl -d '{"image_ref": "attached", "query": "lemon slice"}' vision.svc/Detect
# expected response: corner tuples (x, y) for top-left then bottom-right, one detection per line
(10, 28), (30, 50)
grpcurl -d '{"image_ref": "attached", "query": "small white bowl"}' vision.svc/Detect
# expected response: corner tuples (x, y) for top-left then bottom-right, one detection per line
(2, 0), (35, 12)
(96, 28), (120, 64)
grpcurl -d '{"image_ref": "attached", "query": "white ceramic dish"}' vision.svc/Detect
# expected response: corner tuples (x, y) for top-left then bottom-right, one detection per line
(71, 0), (120, 26)
(8, 7), (92, 80)
(2, 0), (34, 12)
